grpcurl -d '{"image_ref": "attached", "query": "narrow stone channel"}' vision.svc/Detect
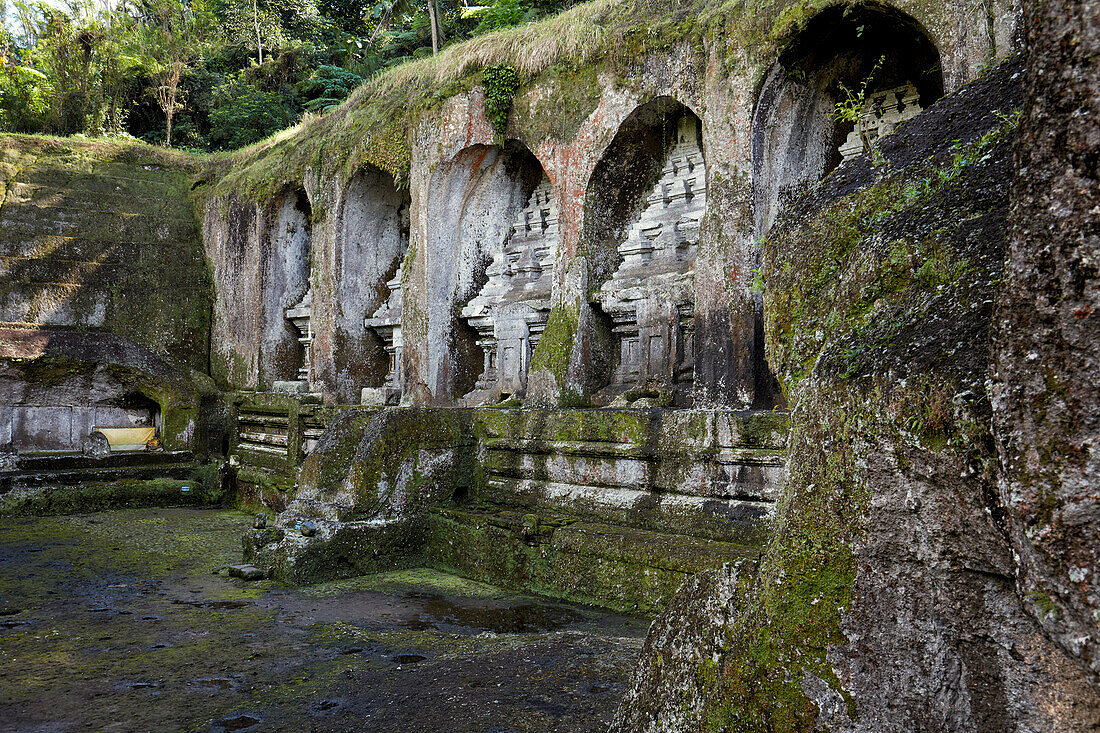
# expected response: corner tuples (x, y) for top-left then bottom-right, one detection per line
(0, 507), (648, 732)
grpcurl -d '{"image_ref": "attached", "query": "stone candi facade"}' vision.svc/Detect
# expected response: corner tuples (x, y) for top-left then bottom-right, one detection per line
(595, 115), (706, 403)
(461, 175), (559, 402)
(7, 0), (1100, 727)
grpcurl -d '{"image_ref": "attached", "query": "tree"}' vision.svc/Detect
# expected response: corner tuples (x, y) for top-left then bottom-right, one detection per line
(126, 0), (210, 146)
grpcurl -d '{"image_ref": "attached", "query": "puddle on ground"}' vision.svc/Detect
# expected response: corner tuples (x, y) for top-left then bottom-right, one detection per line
(0, 507), (649, 732)
(411, 594), (589, 633)
(390, 653), (427, 664)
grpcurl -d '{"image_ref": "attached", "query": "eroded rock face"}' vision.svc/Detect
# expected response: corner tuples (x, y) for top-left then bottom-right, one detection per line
(991, 0), (1100, 683)
(204, 192), (308, 390)
(616, 58), (1100, 731)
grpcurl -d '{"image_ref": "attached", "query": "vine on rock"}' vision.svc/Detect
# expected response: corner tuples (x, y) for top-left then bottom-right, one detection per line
(483, 64), (520, 136)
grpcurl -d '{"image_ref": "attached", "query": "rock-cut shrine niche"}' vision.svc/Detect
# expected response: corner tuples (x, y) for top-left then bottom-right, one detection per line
(271, 188), (312, 393)
(585, 99), (706, 406)
(420, 143), (542, 405)
(752, 3), (943, 234)
(322, 166), (407, 406)
(364, 227), (410, 406)
(461, 171), (558, 403)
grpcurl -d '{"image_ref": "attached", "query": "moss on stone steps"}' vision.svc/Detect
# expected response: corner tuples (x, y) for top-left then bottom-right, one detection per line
(425, 507), (760, 617)
(0, 470), (223, 516)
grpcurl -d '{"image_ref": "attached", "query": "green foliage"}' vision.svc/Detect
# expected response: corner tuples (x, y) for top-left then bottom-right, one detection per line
(829, 55), (883, 158)
(472, 0), (530, 35)
(482, 63), (518, 135)
(299, 64), (364, 112)
(208, 82), (297, 149)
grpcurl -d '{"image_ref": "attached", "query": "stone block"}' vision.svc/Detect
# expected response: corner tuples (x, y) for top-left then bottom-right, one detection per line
(227, 564), (266, 581)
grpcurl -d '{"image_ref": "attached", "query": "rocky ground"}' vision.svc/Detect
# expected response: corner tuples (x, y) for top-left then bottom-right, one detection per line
(0, 507), (648, 732)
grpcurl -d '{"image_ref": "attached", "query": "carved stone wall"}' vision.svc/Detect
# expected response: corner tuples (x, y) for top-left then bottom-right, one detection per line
(595, 114), (705, 403)
(461, 175), (559, 402)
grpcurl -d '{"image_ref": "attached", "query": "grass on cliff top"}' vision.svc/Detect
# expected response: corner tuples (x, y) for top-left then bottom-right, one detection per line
(196, 0), (801, 204)
(0, 132), (203, 173)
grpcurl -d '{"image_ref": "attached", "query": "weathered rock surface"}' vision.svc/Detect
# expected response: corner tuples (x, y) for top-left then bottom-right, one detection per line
(615, 57), (1100, 731)
(991, 0), (1100, 684)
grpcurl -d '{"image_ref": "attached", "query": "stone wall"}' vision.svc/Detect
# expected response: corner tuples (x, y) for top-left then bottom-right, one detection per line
(199, 0), (1014, 411)
(242, 404), (788, 615)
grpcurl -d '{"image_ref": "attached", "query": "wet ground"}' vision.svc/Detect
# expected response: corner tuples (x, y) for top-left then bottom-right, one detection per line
(0, 508), (649, 732)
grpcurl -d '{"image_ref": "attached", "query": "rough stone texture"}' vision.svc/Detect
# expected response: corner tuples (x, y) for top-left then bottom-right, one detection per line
(616, 58), (1100, 731)
(0, 137), (210, 373)
(610, 564), (745, 730)
(991, 0), (1100, 682)
(310, 167), (409, 403)
(244, 407), (476, 583)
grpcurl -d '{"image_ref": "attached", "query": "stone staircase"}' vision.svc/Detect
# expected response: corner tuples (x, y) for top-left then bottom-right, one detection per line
(230, 392), (334, 512)
(0, 451), (214, 515)
(427, 408), (788, 615)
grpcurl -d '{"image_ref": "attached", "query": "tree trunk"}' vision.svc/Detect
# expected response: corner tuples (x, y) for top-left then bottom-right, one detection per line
(253, 0), (263, 64)
(427, 0), (440, 55)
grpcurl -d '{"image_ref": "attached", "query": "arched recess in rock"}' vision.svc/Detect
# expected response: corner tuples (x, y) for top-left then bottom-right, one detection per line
(753, 3), (944, 234)
(750, 3), (943, 407)
(459, 154), (558, 405)
(324, 166), (410, 405)
(411, 142), (543, 405)
(262, 187), (312, 389)
(582, 97), (706, 406)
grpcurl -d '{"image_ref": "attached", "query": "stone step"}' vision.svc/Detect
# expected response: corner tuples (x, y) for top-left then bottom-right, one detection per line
(0, 236), (208, 269)
(426, 507), (760, 616)
(480, 477), (772, 544)
(482, 441), (785, 500)
(6, 181), (195, 219)
(17, 165), (188, 191)
(1, 461), (202, 489)
(1, 237), (144, 262)
(7, 450), (195, 472)
(0, 477), (216, 516)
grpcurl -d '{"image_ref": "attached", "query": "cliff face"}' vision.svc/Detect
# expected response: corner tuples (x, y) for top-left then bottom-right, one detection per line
(0, 137), (213, 455)
(0, 137), (209, 372)
(992, 0), (1100, 685)
(615, 58), (1100, 731)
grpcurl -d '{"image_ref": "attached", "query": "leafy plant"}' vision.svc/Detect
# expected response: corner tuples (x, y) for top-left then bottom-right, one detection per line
(299, 63), (363, 112)
(472, 0), (529, 35)
(482, 62), (517, 136)
(830, 56), (884, 157)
